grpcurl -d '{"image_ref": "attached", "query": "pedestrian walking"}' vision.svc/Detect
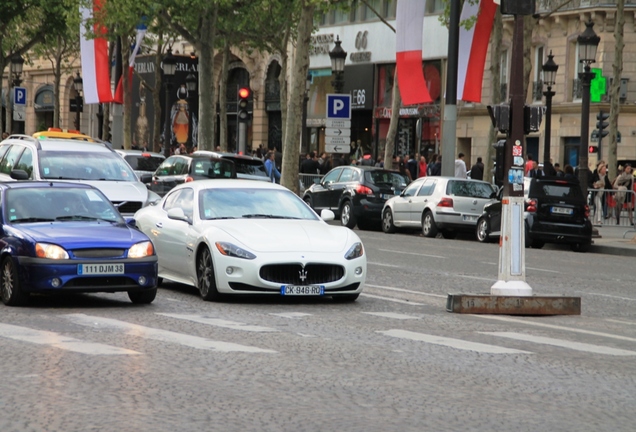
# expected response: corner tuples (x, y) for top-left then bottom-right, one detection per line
(454, 153), (467, 178)
(470, 157), (484, 180)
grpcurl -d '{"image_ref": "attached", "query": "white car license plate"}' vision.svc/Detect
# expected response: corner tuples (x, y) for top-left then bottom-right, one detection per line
(280, 285), (325, 296)
(462, 215), (477, 222)
(552, 207), (573, 215)
(78, 263), (125, 275)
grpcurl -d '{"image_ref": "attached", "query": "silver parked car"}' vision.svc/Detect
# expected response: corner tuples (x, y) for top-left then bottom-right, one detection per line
(381, 176), (497, 239)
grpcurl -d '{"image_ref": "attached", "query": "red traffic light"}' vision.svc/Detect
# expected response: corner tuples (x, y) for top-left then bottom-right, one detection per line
(238, 87), (251, 99)
(588, 146), (599, 154)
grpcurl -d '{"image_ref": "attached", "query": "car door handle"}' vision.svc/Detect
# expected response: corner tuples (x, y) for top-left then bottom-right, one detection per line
(155, 222), (163, 228)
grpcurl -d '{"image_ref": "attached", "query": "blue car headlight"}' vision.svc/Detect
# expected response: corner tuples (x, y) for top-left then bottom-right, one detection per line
(215, 242), (256, 260)
(128, 241), (154, 258)
(345, 242), (364, 260)
(35, 243), (69, 260)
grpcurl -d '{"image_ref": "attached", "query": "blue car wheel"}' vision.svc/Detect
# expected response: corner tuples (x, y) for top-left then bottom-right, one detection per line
(1, 257), (29, 306)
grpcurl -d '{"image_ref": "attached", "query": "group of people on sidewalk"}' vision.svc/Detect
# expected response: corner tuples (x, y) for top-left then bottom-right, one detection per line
(590, 160), (635, 226)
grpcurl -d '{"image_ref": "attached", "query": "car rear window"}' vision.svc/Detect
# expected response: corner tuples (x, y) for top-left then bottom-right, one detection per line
(124, 155), (165, 172)
(225, 157), (268, 177)
(530, 181), (584, 200)
(447, 180), (495, 198)
(365, 170), (409, 188)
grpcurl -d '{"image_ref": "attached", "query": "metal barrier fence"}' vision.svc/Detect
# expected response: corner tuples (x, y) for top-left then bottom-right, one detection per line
(298, 173), (323, 194)
(588, 188), (636, 227)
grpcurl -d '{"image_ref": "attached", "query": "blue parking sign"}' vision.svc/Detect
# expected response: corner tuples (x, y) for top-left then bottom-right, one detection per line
(326, 94), (351, 120)
(14, 87), (26, 105)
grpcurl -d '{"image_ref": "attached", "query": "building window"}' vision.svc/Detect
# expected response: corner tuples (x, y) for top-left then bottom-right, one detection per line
(384, 0), (396, 18)
(334, 7), (349, 24)
(532, 45), (544, 102)
(364, 0), (383, 20)
(500, 49), (509, 102)
(572, 41), (584, 101)
(425, 0), (444, 14)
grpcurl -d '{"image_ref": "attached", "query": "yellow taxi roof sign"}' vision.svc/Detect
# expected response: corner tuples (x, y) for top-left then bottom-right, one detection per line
(33, 128), (95, 142)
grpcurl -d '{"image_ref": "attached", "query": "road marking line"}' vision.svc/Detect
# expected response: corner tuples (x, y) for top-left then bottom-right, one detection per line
(473, 315), (636, 343)
(526, 267), (559, 273)
(366, 284), (447, 298)
(481, 332), (636, 356)
(583, 292), (636, 302)
(269, 312), (312, 319)
(363, 312), (420, 320)
(0, 323), (140, 355)
(378, 329), (532, 354)
(157, 313), (278, 332)
(378, 248), (447, 259)
(607, 319), (636, 326)
(368, 261), (403, 268)
(360, 293), (424, 305)
(64, 314), (276, 353)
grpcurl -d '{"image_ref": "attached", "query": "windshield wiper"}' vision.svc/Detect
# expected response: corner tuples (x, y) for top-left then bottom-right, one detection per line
(208, 216), (236, 220)
(43, 176), (83, 180)
(242, 214), (299, 219)
(11, 217), (55, 223)
(55, 215), (115, 222)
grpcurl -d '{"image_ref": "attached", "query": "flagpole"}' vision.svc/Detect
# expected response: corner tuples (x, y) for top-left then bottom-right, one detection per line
(441, 0), (461, 176)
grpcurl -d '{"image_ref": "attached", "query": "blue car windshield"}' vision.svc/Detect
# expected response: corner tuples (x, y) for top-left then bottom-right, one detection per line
(5, 187), (124, 224)
(39, 150), (137, 181)
(199, 188), (320, 220)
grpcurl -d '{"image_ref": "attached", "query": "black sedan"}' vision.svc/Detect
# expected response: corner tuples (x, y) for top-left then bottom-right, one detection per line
(150, 155), (236, 196)
(476, 176), (593, 252)
(302, 166), (409, 230)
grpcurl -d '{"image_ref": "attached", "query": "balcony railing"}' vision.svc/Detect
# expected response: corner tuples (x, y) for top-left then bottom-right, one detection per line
(535, 0), (636, 13)
(532, 80), (544, 102)
(572, 78), (583, 100)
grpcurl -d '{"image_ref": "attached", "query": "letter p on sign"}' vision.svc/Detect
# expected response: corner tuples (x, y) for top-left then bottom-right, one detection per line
(326, 94), (351, 120)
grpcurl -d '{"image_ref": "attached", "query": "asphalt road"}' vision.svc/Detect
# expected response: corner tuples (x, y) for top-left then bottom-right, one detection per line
(1, 229), (635, 432)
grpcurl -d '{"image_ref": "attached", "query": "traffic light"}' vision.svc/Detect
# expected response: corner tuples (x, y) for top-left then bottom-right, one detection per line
(596, 111), (609, 139)
(589, 145), (599, 154)
(237, 87), (251, 123)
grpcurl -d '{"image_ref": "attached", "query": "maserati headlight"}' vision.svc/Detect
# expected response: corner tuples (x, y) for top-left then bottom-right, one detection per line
(128, 241), (154, 258)
(215, 242), (256, 260)
(345, 242), (364, 260)
(35, 243), (69, 260)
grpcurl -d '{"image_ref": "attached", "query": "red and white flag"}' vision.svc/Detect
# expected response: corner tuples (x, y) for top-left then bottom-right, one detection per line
(114, 24), (147, 104)
(457, 0), (498, 103)
(395, 0), (432, 105)
(80, 0), (113, 104)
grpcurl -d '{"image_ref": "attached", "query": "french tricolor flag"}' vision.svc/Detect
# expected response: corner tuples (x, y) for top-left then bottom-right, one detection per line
(80, 0), (113, 104)
(114, 23), (148, 104)
(457, 0), (498, 103)
(395, 0), (432, 106)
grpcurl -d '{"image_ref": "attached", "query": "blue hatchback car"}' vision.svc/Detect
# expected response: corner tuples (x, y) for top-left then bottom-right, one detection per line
(0, 182), (158, 306)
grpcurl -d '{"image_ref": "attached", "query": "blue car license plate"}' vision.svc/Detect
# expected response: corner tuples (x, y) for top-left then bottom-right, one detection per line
(281, 285), (325, 296)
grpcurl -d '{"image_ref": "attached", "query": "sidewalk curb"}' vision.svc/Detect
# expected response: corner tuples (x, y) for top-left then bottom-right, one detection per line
(589, 243), (636, 257)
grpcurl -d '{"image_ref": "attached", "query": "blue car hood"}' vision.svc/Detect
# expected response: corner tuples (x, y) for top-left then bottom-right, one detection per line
(17, 222), (148, 249)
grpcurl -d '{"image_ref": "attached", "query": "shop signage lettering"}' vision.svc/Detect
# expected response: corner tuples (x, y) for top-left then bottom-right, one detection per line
(310, 34), (335, 56)
(350, 52), (371, 62)
(350, 30), (371, 63)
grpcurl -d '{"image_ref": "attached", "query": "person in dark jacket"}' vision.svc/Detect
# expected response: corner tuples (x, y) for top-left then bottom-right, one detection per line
(300, 151), (321, 174)
(470, 157), (484, 180)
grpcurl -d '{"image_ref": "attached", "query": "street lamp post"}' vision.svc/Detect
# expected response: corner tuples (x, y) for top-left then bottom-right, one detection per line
(73, 72), (83, 131)
(329, 36), (347, 94)
(161, 48), (177, 158)
(10, 53), (24, 134)
(186, 72), (197, 150)
(577, 20), (600, 197)
(302, 73), (312, 155)
(542, 51), (558, 172)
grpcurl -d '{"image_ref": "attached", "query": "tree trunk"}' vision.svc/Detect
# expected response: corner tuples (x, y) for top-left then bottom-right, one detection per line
(607, 0), (625, 180)
(278, 29), (291, 148)
(197, 9), (218, 151)
(280, 1), (313, 192)
(384, 72), (401, 169)
(152, 45), (163, 152)
(102, 103), (110, 141)
(485, 9), (503, 184)
(219, 40), (229, 151)
(53, 37), (62, 128)
(122, 38), (132, 149)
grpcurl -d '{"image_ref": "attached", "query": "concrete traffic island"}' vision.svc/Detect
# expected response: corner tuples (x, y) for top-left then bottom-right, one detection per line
(446, 294), (581, 315)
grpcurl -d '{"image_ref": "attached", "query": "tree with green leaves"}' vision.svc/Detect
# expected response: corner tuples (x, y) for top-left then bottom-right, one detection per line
(0, 0), (68, 135)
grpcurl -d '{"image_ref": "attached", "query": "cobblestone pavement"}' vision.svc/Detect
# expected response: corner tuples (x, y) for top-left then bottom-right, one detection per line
(0, 229), (635, 432)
